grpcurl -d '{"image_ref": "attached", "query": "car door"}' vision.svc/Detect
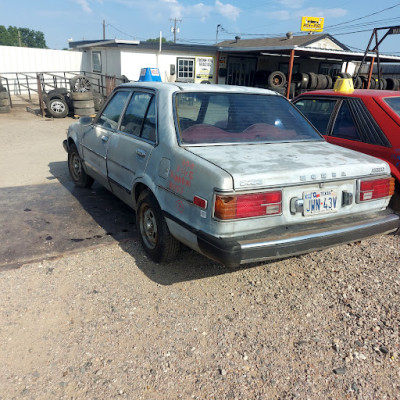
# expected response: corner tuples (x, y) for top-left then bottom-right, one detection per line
(106, 90), (157, 206)
(324, 99), (392, 163)
(80, 90), (131, 189)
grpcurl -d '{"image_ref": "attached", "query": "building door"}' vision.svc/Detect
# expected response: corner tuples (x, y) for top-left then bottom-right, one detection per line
(226, 57), (257, 86)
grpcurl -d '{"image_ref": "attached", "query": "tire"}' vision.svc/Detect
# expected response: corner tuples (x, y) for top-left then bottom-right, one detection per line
(307, 72), (318, 89)
(0, 92), (9, 99)
(299, 73), (309, 89)
(316, 74), (328, 89)
(72, 100), (94, 108)
(70, 91), (93, 101)
(136, 190), (180, 263)
(0, 98), (9, 106)
(47, 97), (69, 118)
(361, 76), (369, 89)
(70, 75), (91, 92)
(267, 71), (286, 88)
(326, 75), (333, 89)
(68, 144), (94, 188)
(93, 92), (106, 111)
(354, 76), (362, 89)
(74, 107), (95, 116)
(338, 72), (352, 79)
(369, 79), (376, 89)
(0, 105), (10, 113)
(386, 77), (397, 90)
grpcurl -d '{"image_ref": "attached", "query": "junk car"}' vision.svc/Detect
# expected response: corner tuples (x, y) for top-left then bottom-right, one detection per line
(63, 82), (399, 267)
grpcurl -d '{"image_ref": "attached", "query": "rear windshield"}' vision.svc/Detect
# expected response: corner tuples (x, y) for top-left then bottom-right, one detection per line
(175, 92), (322, 145)
(384, 96), (400, 117)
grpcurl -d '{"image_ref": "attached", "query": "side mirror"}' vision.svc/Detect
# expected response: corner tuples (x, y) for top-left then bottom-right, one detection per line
(79, 116), (93, 126)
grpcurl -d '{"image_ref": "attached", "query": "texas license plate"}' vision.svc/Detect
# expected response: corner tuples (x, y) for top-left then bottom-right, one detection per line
(303, 189), (338, 216)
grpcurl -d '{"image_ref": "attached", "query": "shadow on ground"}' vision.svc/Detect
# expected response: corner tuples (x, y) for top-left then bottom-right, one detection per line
(1, 160), (264, 284)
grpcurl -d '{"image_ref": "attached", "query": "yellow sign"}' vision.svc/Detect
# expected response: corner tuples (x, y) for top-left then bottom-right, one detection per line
(301, 16), (324, 32)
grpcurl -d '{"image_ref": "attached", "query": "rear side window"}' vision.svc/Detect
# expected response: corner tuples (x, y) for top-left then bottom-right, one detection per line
(332, 101), (361, 140)
(97, 91), (130, 129)
(384, 96), (400, 117)
(294, 98), (337, 134)
(176, 92), (322, 145)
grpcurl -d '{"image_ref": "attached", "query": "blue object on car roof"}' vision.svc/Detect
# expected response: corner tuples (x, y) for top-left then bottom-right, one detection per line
(138, 68), (162, 82)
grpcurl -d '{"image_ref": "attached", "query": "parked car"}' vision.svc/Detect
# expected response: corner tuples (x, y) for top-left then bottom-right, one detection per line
(63, 82), (399, 267)
(293, 86), (400, 211)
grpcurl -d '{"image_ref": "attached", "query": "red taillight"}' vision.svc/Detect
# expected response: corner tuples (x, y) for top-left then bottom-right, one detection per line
(193, 195), (207, 209)
(359, 178), (395, 201)
(214, 191), (282, 220)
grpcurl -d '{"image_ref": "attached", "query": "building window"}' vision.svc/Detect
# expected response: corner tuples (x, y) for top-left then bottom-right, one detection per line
(92, 51), (102, 73)
(319, 62), (342, 77)
(177, 58), (195, 82)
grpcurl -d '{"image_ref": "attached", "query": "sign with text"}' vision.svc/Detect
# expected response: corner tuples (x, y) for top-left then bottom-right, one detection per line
(301, 16), (324, 32)
(195, 56), (215, 83)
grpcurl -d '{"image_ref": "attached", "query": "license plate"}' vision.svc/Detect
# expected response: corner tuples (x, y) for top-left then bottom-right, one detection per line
(303, 189), (338, 216)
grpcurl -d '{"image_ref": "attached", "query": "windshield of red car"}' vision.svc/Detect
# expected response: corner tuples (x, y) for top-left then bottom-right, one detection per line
(175, 92), (323, 145)
(383, 96), (400, 118)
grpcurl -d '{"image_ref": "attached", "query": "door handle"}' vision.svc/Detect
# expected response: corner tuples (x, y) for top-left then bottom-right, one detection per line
(101, 135), (109, 142)
(136, 149), (146, 158)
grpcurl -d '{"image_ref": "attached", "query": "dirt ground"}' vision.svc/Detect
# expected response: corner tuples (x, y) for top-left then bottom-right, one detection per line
(0, 98), (399, 400)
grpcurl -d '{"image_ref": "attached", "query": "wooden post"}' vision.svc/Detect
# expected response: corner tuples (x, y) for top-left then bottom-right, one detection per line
(367, 57), (375, 89)
(36, 73), (45, 118)
(286, 49), (295, 99)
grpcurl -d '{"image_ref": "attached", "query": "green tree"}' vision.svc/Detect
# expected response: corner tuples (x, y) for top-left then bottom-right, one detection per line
(145, 37), (173, 44)
(0, 25), (47, 48)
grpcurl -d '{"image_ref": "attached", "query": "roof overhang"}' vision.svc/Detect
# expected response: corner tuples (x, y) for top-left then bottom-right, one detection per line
(217, 45), (400, 62)
(74, 39), (140, 49)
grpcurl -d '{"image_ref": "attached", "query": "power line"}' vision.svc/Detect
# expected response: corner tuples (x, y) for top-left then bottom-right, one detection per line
(324, 2), (400, 29)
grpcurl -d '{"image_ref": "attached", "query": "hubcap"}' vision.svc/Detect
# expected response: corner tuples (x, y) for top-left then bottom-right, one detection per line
(141, 207), (157, 249)
(51, 100), (65, 114)
(70, 153), (81, 179)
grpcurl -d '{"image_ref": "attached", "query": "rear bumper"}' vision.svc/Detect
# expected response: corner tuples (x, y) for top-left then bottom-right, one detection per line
(190, 211), (399, 267)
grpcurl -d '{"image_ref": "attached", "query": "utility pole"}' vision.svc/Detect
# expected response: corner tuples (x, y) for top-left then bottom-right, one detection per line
(103, 20), (106, 40)
(215, 24), (221, 44)
(170, 18), (181, 43)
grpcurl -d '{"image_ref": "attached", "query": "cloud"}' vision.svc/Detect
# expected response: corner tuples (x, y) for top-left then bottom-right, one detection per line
(215, 0), (240, 21)
(278, 0), (303, 9)
(72, 0), (92, 13)
(269, 7), (347, 21)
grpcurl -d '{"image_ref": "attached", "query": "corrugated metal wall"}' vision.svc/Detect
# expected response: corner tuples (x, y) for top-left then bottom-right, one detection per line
(0, 46), (85, 73)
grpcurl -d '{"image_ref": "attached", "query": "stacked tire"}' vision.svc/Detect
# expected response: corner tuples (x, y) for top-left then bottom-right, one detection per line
(71, 91), (95, 117)
(0, 86), (10, 113)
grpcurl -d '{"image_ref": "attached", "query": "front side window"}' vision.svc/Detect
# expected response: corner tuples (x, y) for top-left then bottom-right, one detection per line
(121, 92), (156, 141)
(176, 92), (322, 145)
(97, 91), (130, 129)
(332, 101), (361, 140)
(384, 96), (400, 117)
(294, 98), (337, 134)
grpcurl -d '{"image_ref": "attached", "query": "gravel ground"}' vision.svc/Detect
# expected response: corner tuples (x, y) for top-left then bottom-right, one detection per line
(0, 235), (399, 400)
(0, 99), (399, 399)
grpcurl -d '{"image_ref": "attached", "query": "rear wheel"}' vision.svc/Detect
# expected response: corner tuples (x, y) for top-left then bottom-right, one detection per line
(68, 144), (94, 188)
(136, 190), (180, 263)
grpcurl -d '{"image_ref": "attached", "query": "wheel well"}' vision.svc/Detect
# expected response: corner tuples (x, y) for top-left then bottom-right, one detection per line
(134, 183), (151, 204)
(67, 137), (76, 150)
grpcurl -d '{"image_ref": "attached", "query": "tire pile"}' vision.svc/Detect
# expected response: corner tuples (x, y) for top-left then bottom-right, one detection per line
(69, 75), (106, 117)
(0, 86), (10, 113)
(262, 70), (400, 95)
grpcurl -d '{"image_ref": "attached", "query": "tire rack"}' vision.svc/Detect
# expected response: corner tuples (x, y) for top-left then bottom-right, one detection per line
(0, 71), (128, 117)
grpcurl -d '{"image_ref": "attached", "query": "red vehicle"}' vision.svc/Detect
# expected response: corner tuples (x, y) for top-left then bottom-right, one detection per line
(293, 88), (400, 211)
